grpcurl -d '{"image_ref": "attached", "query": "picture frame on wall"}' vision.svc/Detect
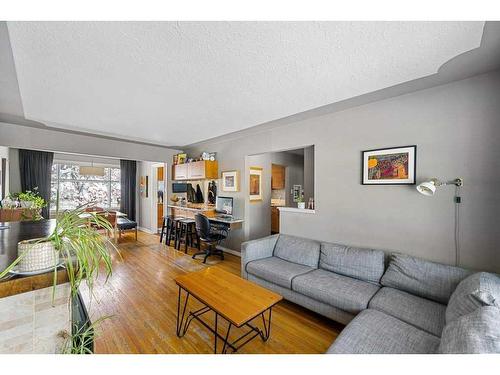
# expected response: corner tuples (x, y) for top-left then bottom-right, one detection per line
(249, 167), (263, 202)
(0, 158), (4, 199)
(362, 145), (416, 185)
(140, 175), (149, 197)
(221, 170), (239, 192)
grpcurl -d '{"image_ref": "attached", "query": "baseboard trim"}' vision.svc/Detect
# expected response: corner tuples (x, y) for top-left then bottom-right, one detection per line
(138, 226), (155, 234)
(216, 245), (241, 257)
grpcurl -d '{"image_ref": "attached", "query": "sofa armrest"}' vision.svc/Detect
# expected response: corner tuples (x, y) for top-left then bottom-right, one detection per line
(240, 234), (279, 279)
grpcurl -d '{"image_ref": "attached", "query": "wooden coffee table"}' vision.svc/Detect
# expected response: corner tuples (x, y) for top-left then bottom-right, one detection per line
(174, 267), (282, 353)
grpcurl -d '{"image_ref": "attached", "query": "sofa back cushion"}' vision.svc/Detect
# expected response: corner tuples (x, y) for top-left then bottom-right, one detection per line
(446, 272), (500, 323)
(380, 254), (472, 304)
(273, 234), (320, 268)
(319, 242), (385, 284)
(439, 306), (500, 353)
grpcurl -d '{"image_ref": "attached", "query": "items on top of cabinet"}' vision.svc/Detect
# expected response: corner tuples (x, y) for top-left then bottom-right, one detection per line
(173, 152), (217, 165)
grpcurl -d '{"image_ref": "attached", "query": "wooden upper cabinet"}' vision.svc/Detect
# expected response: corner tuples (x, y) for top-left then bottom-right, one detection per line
(157, 166), (164, 181)
(188, 161), (205, 179)
(172, 164), (188, 180)
(173, 160), (218, 181)
(271, 164), (285, 190)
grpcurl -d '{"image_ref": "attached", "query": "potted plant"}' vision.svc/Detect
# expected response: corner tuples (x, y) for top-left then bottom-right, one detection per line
(20, 189), (47, 220)
(0, 201), (119, 353)
(18, 188), (46, 209)
(1, 188), (47, 221)
(297, 194), (306, 209)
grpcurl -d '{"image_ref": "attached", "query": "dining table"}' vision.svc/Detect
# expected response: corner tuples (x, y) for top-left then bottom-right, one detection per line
(79, 210), (127, 243)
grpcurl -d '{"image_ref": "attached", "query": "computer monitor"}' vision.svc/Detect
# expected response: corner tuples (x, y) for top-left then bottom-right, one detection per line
(215, 196), (233, 215)
(172, 183), (188, 193)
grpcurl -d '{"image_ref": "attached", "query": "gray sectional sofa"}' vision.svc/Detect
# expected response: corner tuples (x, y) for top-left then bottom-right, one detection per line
(241, 233), (500, 354)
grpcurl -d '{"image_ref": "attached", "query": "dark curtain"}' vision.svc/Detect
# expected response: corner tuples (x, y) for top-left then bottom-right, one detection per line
(19, 149), (54, 219)
(120, 159), (137, 221)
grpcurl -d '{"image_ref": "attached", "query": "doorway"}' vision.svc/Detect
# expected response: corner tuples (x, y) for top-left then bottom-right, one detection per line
(151, 163), (167, 234)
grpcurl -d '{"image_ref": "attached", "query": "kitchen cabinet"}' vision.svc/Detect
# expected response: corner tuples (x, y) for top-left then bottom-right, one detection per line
(271, 206), (280, 233)
(271, 164), (285, 190)
(172, 160), (218, 181)
(172, 163), (188, 180)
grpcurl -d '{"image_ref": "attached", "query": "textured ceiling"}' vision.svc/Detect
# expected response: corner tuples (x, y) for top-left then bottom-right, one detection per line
(6, 21), (485, 147)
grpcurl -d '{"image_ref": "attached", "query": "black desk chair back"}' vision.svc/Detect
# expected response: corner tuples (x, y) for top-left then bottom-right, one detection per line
(195, 213), (211, 240)
(192, 214), (225, 263)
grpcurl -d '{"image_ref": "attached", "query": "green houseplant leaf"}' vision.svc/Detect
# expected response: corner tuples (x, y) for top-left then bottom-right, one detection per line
(0, 201), (121, 353)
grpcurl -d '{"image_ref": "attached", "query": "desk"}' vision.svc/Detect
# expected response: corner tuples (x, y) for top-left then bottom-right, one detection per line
(167, 204), (243, 230)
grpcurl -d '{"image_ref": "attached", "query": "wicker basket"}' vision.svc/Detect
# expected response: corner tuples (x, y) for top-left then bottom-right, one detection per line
(17, 238), (59, 272)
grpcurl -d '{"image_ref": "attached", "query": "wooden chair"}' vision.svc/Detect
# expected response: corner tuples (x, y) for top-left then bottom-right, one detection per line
(94, 211), (117, 240)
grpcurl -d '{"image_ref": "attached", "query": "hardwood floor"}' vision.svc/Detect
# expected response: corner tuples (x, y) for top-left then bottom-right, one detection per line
(81, 231), (343, 354)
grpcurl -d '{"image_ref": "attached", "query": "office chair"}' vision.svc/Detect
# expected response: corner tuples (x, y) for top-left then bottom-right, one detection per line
(192, 213), (226, 263)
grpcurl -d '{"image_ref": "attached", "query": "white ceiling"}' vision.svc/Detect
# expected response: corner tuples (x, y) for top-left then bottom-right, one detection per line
(6, 21), (485, 147)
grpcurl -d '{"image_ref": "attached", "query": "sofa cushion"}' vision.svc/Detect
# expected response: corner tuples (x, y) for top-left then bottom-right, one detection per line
(327, 309), (440, 354)
(292, 269), (380, 314)
(369, 287), (446, 337)
(380, 254), (472, 304)
(273, 234), (321, 268)
(320, 242), (385, 284)
(245, 256), (314, 289)
(446, 272), (500, 323)
(439, 306), (500, 353)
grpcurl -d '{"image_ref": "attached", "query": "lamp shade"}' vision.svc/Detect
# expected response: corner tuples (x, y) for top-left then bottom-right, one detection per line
(416, 181), (436, 196)
(80, 166), (105, 177)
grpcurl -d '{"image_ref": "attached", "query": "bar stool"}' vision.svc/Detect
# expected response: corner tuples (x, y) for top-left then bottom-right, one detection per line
(161, 215), (184, 247)
(176, 218), (198, 253)
(160, 216), (169, 242)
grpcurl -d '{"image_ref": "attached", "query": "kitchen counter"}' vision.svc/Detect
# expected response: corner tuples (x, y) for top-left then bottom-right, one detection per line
(0, 219), (69, 298)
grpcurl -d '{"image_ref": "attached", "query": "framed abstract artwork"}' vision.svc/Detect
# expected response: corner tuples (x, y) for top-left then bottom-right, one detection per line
(221, 170), (239, 192)
(362, 145), (416, 185)
(249, 167), (263, 201)
(140, 175), (149, 197)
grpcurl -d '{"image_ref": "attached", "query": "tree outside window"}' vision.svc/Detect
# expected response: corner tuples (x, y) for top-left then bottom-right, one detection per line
(50, 163), (121, 211)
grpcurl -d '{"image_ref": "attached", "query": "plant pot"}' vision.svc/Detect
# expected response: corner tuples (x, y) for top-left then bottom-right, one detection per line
(20, 200), (34, 209)
(297, 202), (306, 209)
(17, 238), (59, 272)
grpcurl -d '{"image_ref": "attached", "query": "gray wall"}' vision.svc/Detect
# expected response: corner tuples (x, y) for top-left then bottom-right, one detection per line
(0, 146), (9, 197)
(0, 122), (180, 163)
(7, 148), (21, 193)
(137, 161), (154, 232)
(186, 70), (500, 273)
(245, 153), (272, 243)
(1, 123), (179, 229)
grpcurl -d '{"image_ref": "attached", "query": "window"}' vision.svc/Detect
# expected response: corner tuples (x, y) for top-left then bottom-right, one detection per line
(50, 163), (121, 211)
